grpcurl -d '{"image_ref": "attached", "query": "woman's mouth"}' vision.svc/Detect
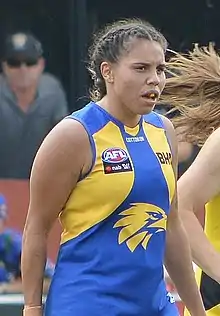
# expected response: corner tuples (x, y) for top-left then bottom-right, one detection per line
(141, 90), (159, 102)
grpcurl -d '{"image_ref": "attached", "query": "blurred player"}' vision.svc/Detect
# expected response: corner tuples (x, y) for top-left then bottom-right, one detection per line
(162, 43), (220, 315)
(0, 194), (54, 294)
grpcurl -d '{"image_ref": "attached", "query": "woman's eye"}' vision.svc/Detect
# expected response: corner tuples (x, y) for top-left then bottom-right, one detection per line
(136, 66), (146, 71)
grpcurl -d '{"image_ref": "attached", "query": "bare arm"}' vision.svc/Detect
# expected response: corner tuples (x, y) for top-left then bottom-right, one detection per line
(21, 119), (92, 314)
(0, 278), (51, 295)
(161, 115), (205, 316)
(178, 127), (220, 283)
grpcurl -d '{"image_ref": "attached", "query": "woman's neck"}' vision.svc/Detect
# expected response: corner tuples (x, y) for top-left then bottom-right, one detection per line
(97, 96), (141, 128)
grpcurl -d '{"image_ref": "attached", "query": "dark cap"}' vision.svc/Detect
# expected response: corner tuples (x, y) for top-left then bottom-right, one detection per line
(3, 32), (43, 61)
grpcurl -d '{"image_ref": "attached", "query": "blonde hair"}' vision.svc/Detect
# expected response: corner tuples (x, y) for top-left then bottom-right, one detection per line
(161, 43), (220, 146)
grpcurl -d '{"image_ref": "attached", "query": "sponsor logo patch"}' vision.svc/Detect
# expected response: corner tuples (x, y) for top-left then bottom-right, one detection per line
(101, 148), (133, 174)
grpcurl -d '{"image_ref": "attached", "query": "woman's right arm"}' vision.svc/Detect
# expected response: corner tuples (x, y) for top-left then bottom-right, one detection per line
(21, 119), (92, 315)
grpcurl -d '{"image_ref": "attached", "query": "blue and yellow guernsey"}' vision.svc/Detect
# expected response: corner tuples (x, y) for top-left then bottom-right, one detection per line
(45, 102), (178, 316)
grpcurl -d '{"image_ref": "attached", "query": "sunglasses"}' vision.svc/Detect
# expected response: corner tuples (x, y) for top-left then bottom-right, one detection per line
(6, 58), (39, 68)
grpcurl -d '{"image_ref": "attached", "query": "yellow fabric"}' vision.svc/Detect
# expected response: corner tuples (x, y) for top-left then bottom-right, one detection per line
(185, 195), (220, 315)
(60, 118), (175, 245)
(60, 121), (134, 244)
(143, 122), (175, 203)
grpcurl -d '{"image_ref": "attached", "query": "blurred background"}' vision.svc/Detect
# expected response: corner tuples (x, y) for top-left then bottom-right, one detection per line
(1, 0), (219, 111)
(0, 0), (216, 314)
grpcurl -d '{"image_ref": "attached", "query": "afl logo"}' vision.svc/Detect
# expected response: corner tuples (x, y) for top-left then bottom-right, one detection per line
(102, 148), (128, 164)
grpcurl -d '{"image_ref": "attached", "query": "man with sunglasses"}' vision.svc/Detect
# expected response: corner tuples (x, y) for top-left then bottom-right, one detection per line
(0, 32), (68, 179)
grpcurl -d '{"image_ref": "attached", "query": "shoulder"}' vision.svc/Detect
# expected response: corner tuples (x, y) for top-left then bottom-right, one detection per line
(148, 112), (176, 149)
(0, 74), (10, 95)
(158, 114), (175, 134)
(144, 111), (174, 132)
(143, 111), (164, 128)
(185, 126), (220, 166)
(32, 117), (92, 175)
(203, 126), (220, 147)
(30, 117), (89, 172)
(177, 127), (220, 207)
(144, 111), (176, 153)
(37, 118), (90, 155)
(68, 102), (112, 136)
(192, 126), (220, 164)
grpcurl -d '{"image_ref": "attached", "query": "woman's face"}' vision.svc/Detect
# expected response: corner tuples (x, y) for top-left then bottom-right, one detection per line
(103, 38), (166, 116)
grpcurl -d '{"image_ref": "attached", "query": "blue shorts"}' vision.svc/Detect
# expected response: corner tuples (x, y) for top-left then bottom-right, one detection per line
(160, 299), (180, 316)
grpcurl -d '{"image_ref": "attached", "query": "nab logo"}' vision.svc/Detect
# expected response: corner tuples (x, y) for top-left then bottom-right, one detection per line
(102, 148), (128, 164)
(102, 148), (133, 174)
(156, 152), (172, 165)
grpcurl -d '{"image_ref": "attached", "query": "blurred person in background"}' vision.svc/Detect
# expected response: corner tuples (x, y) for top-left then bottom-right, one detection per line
(161, 43), (220, 316)
(0, 32), (68, 179)
(0, 194), (54, 294)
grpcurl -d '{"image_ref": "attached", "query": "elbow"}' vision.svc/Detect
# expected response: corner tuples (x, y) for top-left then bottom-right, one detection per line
(178, 195), (195, 217)
(178, 205), (196, 231)
(23, 215), (50, 243)
(22, 219), (48, 259)
(179, 204), (194, 217)
(178, 200), (201, 224)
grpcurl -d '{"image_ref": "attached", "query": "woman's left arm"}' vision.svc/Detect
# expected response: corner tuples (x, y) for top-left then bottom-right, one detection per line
(161, 115), (205, 316)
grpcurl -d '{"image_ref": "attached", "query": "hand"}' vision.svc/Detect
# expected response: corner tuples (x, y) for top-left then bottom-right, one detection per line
(23, 306), (43, 316)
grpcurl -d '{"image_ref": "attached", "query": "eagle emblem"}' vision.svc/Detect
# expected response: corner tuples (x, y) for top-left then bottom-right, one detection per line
(114, 203), (167, 252)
